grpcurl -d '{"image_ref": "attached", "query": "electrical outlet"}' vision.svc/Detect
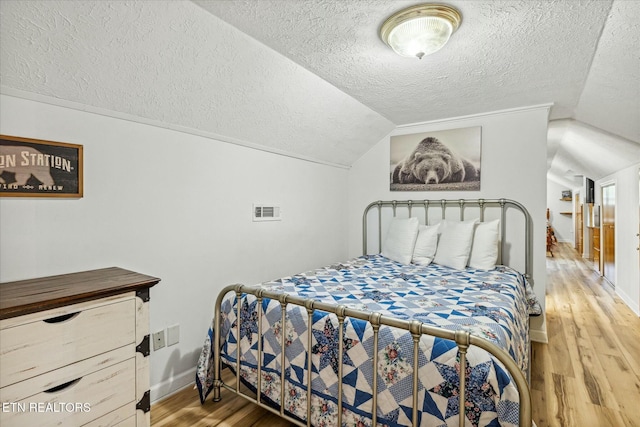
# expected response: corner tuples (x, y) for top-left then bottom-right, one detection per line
(152, 330), (165, 351)
(167, 324), (180, 346)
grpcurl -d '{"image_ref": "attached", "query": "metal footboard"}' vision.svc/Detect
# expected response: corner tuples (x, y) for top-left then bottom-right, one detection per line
(211, 284), (532, 427)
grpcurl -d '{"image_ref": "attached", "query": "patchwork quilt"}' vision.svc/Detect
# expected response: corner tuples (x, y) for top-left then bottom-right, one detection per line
(197, 255), (539, 427)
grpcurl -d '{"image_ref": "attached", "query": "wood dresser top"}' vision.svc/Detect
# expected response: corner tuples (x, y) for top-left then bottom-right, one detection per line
(0, 267), (160, 320)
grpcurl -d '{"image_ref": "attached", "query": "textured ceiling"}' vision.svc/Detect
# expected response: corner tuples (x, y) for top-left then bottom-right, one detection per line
(547, 119), (640, 189)
(195, 0), (616, 125)
(1, 0), (639, 175)
(0, 0), (394, 167)
(575, 0), (640, 144)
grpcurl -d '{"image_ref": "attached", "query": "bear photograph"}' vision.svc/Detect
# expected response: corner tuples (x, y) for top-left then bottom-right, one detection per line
(390, 126), (481, 191)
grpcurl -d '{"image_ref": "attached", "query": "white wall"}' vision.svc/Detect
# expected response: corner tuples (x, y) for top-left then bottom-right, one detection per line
(546, 178), (574, 242)
(0, 94), (349, 401)
(595, 163), (640, 315)
(0, 97), (555, 401)
(347, 106), (550, 343)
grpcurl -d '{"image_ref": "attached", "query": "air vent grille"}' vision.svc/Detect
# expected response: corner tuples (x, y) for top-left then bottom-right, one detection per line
(253, 204), (281, 221)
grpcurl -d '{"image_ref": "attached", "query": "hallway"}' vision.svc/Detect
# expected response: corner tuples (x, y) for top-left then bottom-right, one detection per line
(532, 242), (640, 427)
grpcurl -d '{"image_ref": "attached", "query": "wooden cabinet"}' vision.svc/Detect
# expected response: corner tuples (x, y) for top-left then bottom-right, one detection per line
(576, 204), (583, 254)
(0, 268), (160, 427)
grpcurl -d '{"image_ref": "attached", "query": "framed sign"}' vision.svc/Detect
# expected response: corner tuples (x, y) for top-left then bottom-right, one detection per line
(0, 135), (83, 198)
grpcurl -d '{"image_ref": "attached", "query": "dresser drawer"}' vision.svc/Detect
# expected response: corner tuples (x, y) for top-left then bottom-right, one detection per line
(0, 358), (136, 427)
(83, 403), (136, 427)
(0, 298), (136, 387)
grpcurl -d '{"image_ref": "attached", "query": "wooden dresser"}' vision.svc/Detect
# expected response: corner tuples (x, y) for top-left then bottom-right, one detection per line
(0, 268), (160, 427)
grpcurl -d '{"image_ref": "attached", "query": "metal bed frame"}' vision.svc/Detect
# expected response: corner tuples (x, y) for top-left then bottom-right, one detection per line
(211, 198), (534, 427)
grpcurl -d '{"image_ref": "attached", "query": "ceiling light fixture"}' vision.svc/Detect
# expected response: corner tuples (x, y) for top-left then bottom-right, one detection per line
(380, 4), (461, 59)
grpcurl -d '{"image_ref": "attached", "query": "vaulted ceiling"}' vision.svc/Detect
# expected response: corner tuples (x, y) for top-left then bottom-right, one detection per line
(1, 1), (638, 179)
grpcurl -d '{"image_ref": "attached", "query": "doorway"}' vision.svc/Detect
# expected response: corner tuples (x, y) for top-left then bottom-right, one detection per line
(602, 183), (616, 286)
(575, 193), (583, 253)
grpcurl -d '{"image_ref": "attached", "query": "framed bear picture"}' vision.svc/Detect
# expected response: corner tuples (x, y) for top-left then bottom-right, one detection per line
(390, 126), (481, 191)
(0, 135), (83, 198)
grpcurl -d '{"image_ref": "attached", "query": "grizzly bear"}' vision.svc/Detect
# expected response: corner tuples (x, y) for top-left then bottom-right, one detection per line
(392, 137), (479, 184)
(0, 146), (55, 187)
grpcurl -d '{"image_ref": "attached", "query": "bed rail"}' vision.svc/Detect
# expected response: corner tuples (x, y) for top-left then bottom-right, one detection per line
(212, 284), (533, 427)
(362, 199), (534, 285)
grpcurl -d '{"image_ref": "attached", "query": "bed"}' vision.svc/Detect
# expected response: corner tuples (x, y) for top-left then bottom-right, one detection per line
(196, 199), (541, 427)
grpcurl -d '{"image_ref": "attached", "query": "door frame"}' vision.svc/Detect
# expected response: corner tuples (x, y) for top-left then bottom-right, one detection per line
(600, 179), (616, 287)
(574, 191), (582, 252)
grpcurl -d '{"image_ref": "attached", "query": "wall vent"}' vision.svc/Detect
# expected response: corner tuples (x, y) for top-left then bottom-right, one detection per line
(253, 204), (281, 221)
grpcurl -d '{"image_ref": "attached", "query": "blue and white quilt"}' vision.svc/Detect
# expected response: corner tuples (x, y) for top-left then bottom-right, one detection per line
(197, 255), (538, 427)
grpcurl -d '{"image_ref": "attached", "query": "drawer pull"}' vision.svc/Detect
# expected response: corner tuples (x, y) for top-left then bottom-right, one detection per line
(43, 312), (80, 323)
(44, 377), (82, 393)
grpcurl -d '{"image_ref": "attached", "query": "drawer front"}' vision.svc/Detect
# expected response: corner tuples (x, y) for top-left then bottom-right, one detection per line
(114, 416), (137, 427)
(0, 299), (136, 387)
(82, 402), (136, 427)
(0, 358), (135, 427)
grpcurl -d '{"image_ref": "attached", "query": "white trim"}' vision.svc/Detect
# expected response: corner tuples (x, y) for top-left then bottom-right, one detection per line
(150, 366), (197, 404)
(394, 103), (554, 130)
(530, 328), (548, 343)
(599, 179), (616, 188)
(600, 181), (617, 285)
(616, 287), (640, 316)
(0, 87), (351, 170)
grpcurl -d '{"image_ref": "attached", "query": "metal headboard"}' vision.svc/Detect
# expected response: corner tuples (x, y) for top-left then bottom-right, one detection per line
(362, 199), (533, 285)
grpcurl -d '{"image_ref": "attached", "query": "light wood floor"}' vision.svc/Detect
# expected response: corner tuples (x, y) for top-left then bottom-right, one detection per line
(151, 242), (640, 427)
(532, 242), (639, 427)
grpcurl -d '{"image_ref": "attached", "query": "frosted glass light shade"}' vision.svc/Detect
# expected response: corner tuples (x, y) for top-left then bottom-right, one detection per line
(387, 16), (453, 58)
(380, 4), (461, 59)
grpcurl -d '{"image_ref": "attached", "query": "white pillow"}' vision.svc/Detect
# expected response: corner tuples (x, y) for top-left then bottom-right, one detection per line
(468, 219), (500, 270)
(412, 224), (439, 265)
(434, 219), (479, 270)
(381, 217), (419, 265)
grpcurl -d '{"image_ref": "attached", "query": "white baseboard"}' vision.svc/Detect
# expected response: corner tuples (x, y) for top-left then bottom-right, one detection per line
(530, 328), (548, 343)
(150, 367), (196, 404)
(617, 288), (640, 316)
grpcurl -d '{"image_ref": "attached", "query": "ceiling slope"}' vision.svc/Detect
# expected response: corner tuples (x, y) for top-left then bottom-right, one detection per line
(574, 0), (640, 143)
(0, 0), (395, 167)
(1, 0), (638, 174)
(547, 119), (640, 189)
(195, 0), (613, 124)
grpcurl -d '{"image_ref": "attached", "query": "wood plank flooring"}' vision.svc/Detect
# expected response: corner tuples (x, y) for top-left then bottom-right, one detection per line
(150, 369), (293, 427)
(532, 242), (640, 427)
(151, 242), (640, 426)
